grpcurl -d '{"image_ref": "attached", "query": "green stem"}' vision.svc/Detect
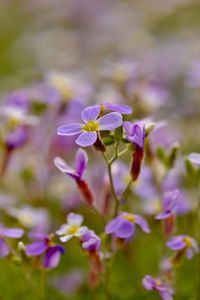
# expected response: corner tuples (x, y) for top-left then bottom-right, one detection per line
(102, 152), (119, 217)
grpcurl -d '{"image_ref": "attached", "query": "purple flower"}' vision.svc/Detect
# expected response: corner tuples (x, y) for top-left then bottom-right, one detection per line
(105, 212), (150, 239)
(81, 230), (101, 252)
(102, 103), (132, 115)
(54, 149), (95, 206)
(57, 104), (122, 147)
(166, 235), (198, 259)
(56, 213), (88, 243)
(155, 189), (182, 220)
(54, 148), (88, 181)
(0, 226), (24, 258)
(26, 233), (64, 269)
(123, 121), (145, 149)
(188, 152), (200, 166)
(142, 275), (173, 300)
(5, 126), (28, 150)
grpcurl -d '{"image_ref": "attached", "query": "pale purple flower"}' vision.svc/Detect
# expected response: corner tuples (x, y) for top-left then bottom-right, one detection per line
(26, 232), (64, 269)
(188, 153), (200, 166)
(5, 126), (28, 150)
(54, 148), (88, 181)
(57, 104), (122, 147)
(123, 121), (145, 149)
(102, 103), (132, 115)
(155, 189), (182, 220)
(81, 230), (101, 252)
(0, 226), (24, 258)
(142, 275), (174, 300)
(56, 213), (88, 243)
(105, 212), (150, 239)
(166, 235), (198, 259)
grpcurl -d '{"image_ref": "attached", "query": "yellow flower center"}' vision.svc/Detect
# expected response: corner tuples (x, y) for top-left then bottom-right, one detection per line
(155, 279), (162, 286)
(184, 237), (192, 247)
(68, 225), (78, 235)
(82, 120), (99, 132)
(123, 214), (135, 223)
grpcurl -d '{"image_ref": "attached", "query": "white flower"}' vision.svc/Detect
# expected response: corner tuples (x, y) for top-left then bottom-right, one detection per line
(56, 213), (88, 243)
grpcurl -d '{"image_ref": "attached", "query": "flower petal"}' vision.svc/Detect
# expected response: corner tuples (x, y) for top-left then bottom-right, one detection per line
(105, 217), (121, 234)
(134, 215), (150, 233)
(60, 234), (73, 243)
(56, 224), (70, 236)
(103, 103), (132, 115)
(166, 237), (185, 250)
(142, 275), (154, 290)
(81, 105), (101, 123)
(54, 157), (76, 178)
(115, 220), (135, 238)
(75, 226), (88, 237)
(67, 213), (83, 226)
(0, 239), (10, 257)
(97, 112), (122, 131)
(0, 227), (24, 238)
(26, 242), (47, 256)
(76, 132), (97, 147)
(155, 211), (172, 220)
(188, 152), (200, 166)
(57, 124), (82, 136)
(123, 121), (133, 136)
(75, 149), (88, 178)
(43, 245), (64, 269)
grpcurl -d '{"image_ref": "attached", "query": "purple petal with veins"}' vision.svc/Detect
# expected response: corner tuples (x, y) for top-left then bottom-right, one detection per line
(76, 132), (97, 147)
(81, 105), (101, 123)
(97, 112), (122, 131)
(57, 124), (82, 136)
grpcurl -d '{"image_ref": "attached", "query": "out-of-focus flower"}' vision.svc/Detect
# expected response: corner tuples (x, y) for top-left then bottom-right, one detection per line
(56, 213), (88, 242)
(51, 269), (84, 296)
(156, 189), (182, 220)
(166, 235), (198, 260)
(8, 206), (50, 231)
(105, 212), (150, 239)
(81, 230), (101, 252)
(54, 149), (95, 206)
(142, 275), (173, 300)
(188, 153), (200, 166)
(57, 104), (122, 147)
(26, 232), (64, 269)
(123, 121), (145, 181)
(0, 226), (24, 257)
(1, 106), (38, 128)
(187, 61), (200, 88)
(101, 103), (132, 115)
(46, 71), (92, 102)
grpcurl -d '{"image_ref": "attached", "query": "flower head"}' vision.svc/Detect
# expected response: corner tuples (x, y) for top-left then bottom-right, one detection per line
(166, 235), (198, 259)
(26, 232), (64, 269)
(105, 212), (150, 239)
(142, 275), (173, 300)
(56, 213), (88, 242)
(123, 121), (145, 149)
(54, 148), (88, 181)
(57, 105), (122, 147)
(81, 230), (101, 252)
(155, 189), (182, 220)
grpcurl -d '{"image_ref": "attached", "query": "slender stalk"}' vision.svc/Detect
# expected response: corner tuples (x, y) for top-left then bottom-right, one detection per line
(102, 152), (119, 217)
